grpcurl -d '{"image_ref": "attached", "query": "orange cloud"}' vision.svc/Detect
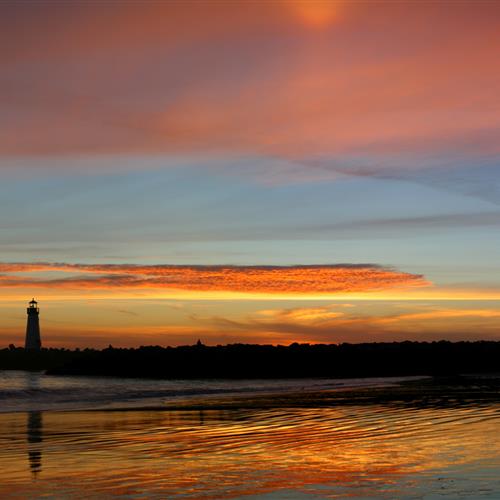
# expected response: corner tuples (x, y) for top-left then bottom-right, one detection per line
(0, 262), (428, 295)
(202, 304), (500, 344)
(257, 306), (345, 322)
(377, 309), (500, 323)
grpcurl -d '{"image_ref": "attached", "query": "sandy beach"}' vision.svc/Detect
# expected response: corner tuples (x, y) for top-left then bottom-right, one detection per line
(1, 372), (500, 499)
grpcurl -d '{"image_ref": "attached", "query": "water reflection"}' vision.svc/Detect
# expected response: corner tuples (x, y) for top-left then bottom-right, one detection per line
(24, 374), (43, 478)
(27, 412), (42, 479)
(0, 402), (499, 499)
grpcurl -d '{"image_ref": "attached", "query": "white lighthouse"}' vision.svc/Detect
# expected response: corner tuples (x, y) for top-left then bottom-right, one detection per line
(25, 298), (42, 350)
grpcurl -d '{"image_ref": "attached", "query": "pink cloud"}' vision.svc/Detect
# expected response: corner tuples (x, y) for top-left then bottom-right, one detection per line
(1, 1), (499, 168)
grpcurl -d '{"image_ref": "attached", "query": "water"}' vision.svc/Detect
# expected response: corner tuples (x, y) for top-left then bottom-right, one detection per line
(1, 372), (500, 499)
(0, 371), (421, 413)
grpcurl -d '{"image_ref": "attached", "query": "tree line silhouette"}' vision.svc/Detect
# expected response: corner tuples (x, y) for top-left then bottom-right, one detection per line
(1, 341), (500, 378)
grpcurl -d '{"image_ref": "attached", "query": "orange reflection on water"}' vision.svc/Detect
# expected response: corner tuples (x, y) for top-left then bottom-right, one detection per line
(1, 404), (500, 498)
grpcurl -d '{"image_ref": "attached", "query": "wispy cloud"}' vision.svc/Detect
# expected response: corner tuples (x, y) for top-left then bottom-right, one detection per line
(291, 211), (500, 238)
(1, 0), (499, 216)
(1, 1), (499, 175)
(200, 304), (500, 343)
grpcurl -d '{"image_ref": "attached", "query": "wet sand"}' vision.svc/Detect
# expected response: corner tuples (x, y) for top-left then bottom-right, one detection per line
(1, 375), (500, 498)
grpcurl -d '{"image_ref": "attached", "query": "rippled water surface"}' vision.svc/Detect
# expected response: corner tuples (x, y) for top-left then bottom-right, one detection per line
(1, 371), (500, 499)
(0, 370), (418, 413)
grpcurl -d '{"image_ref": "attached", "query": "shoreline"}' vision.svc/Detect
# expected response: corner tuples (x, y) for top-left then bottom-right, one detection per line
(3, 374), (500, 414)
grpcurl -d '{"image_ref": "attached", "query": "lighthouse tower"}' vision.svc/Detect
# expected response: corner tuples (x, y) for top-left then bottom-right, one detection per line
(25, 299), (42, 350)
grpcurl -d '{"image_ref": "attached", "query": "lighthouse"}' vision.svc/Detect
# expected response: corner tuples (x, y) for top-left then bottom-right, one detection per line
(25, 298), (42, 350)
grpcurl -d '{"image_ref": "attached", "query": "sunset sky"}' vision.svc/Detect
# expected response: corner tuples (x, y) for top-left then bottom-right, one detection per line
(1, 0), (499, 347)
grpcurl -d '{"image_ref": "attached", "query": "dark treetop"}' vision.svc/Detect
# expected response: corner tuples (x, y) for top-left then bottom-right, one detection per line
(1, 341), (500, 379)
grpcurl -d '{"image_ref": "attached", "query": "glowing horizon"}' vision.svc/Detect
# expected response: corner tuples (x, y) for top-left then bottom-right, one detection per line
(1, 0), (499, 347)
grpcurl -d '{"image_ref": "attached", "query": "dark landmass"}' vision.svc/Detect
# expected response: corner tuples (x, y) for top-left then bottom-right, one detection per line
(1, 341), (500, 379)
